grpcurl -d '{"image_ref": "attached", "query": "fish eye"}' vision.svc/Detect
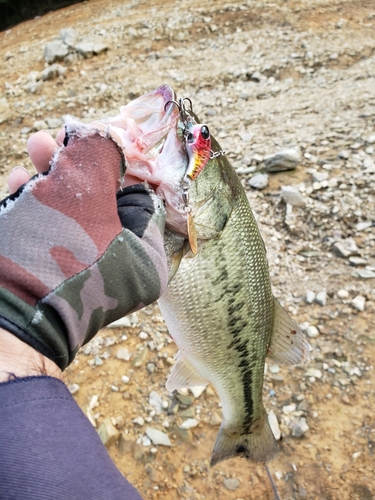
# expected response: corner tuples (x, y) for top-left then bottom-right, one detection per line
(201, 125), (210, 140)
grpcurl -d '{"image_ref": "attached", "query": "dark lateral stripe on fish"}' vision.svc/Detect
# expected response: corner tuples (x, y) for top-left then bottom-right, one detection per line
(226, 306), (255, 432)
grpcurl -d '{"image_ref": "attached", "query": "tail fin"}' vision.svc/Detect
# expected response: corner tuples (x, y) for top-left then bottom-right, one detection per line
(210, 416), (278, 466)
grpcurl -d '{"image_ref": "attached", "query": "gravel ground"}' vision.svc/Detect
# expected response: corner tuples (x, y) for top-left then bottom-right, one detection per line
(1, 0), (375, 499)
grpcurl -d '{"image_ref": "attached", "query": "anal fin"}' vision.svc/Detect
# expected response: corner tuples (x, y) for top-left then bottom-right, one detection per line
(267, 298), (310, 365)
(166, 350), (208, 392)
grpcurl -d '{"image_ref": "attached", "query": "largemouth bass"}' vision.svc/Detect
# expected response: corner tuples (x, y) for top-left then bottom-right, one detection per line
(95, 85), (309, 465)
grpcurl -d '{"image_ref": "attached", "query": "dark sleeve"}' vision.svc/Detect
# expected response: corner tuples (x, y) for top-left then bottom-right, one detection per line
(0, 376), (142, 500)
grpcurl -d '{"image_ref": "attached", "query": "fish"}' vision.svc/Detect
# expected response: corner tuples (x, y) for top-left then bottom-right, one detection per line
(94, 85), (309, 466)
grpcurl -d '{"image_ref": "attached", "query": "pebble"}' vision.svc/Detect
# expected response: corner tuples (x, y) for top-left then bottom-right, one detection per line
(281, 186), (306, 207)
(67, 383), (80, 395)
(75, 41), (108, 58)
(190, 385), (206, 398)
(305, 290), (315, 304)
(223, 477), (240, 491)
(332, 239), (359, 258)
(149, 391), (164, 414)
(145, 427), (171, 446)
(337, 289), (349, 299)
(268, 364), (280, 374)
(315, 290), (327, 306)
(44, 40), (69, 63)
(306, 325), (319, 338)
(121, 375), (130, 384)
(291, 417), (309, 437)
(249, 173), (269, 189)
(107, 316), (132, 328)
(179, 418), (199, 429)
(351, 295), (366, 312)
(264, 148), (301, 172)
(305, 368), (323, 379)
(40, 63), (66, 81)
(98, 418), (120, 448)
(268, 410), (281, 440)
(348, 256), (367, 266)
(209, 412), (222, 426)
(116, 348), (131, 361)
(132, 347), (148, 367)
(133, 416), (145, 426)
(60, 27), (77, 47)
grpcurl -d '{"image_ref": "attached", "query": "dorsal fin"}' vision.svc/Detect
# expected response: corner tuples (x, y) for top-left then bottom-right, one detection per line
(267, 299), (310, 365)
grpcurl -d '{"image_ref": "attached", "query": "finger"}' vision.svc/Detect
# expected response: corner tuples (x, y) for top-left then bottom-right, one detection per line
(27, 131), (59, 173)
(8, 167), (31, 194)
(56, 127), (65, 146)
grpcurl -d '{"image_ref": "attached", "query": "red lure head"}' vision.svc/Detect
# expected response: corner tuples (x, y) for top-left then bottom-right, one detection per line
(185, 124), (211, 180)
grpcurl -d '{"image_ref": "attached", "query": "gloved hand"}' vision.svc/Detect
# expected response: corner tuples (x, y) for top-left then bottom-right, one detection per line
(0, 121), (167, 371)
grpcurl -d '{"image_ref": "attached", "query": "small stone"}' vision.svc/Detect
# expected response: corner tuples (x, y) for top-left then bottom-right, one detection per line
(366, 134), (375, 144)
(94, 355), (103, 366)
(67, 383), (80, 395)
(116, 348), (131, 361)
(145, 427), (171, 446)
(268, 410), (281, 440)
(333, 241), (358, 258)
(179, 407), (196, 418)
(305, 290), (315, 304)
(305, 368), (322, 379)
(338, 149), (350, 159)
(107, 316), (132, 328)
(348, 256), (367, 266)
(355, 269), (375, 279)
(190, 385), (206, 398)
(40, 64), (66, 81)
(223, 477), (240, 491)
(44, 40), (69, 63)
(149, 391), (164, 415)
(111, 385), (119, 392)
(356, 221), (373, 231)
(265, 148), (300, 172)
(98, 418), (120, 448)
(139, 331), (148, 340)
(249, 173), (269, 189)
(179, 418), (199, 429)
(132, 347), (148, 367)
(133, 416), (145, 426)
(337, 289), (349, 299)
(351, 295), (366, 312)
(175, 394), (194, 406)
(45, 117), (63, 129)
(268, 364), (280, 374)
(89, 395), (99, 409)
(146, 362), (156, 374)
(306, 325), (319, 338)
(209, 412), (222, 426)
(75, 41), (108, 58)
(121, 375), (130, 384)
(281, 186), (306, 207)
(60, 27), (77, 47)
(33, 120), (48, 131)
(312, 171), (329, 183)
(315, 290), (327, 306)
(142, 436), (151, 447)
(282, 403), (297, 415)
(291, 417), (309, 437)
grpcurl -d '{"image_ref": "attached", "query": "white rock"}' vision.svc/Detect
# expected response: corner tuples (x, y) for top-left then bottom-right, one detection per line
(145, 427), (171, 446)
(67, 383), (80, 395)
(351, 295), (366, 312)
(282, 403), (296, 414)
(281, 186), (306, 207)
(291, 417), (309, 437)
(249, 173), (269, 189)
(305, 290), (315, 304)
(268, 410), (281, 440)
(315, 290), (327, 306)
(89, 394), (99, 409)
(179, 418), (199, 429)
(116, 347), (131, 361)
(265, 148), (301, 172)
(337, 289), (349, 299)
(139, 331), (148, 340)
(44, 40), (69, 63)
(149, 391), (164, 414)
(107, 316), (132, 328)
(132, 416), (145, 426)
(121, 375), (130, 384)
(190, 385), (206, 398)
(142, 436), (151, 447)
(305, 368), (322, 379)
(60, 27), (77, 47)
(312, 171), (329, 182)
(306, 325), (319, 338)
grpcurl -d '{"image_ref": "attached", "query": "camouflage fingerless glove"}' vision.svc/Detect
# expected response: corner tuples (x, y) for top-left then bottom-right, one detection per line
(0, 121), (167, 370)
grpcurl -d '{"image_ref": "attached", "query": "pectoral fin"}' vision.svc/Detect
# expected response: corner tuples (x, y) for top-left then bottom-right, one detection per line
(166, 351), (208, 392)
(267, 299), (310, 365)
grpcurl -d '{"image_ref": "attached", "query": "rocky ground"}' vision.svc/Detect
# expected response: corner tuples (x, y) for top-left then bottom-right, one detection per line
(1, 0), (375, 498)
